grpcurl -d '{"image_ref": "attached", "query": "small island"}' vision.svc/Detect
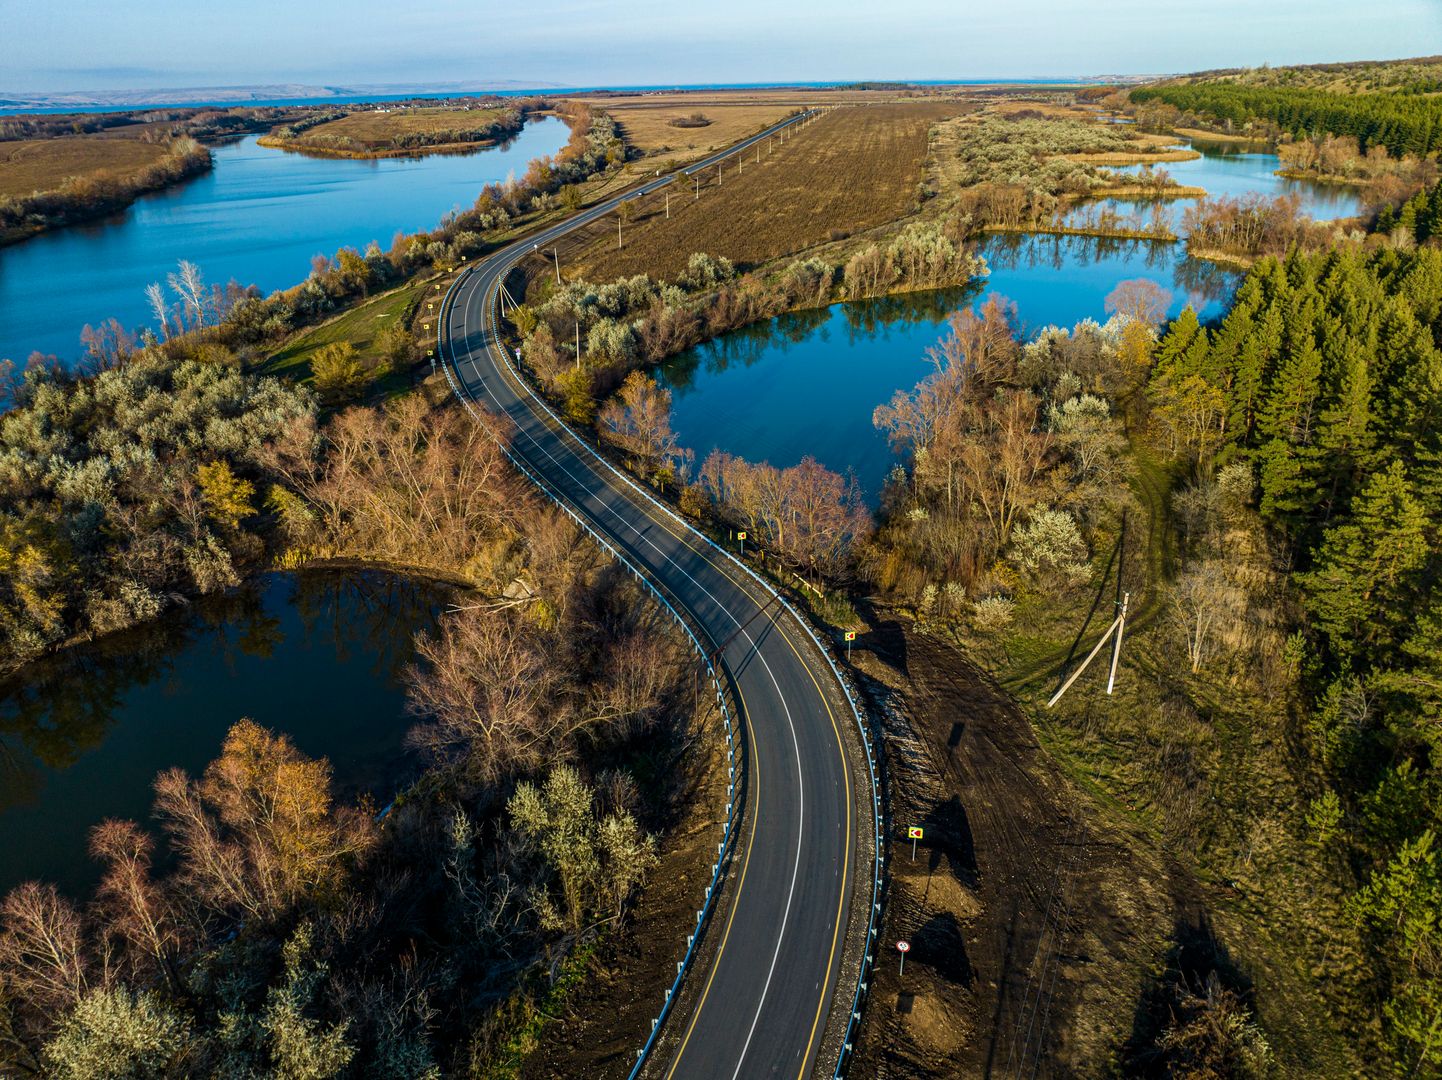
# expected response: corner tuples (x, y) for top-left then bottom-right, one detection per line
(257, 98), (540, 158)
(0, 107), (286, 246)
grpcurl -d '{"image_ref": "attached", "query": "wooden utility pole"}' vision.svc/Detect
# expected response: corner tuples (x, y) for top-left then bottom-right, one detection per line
(551, 248), (561, 285)
(666, 190), (670, 218)
(575, 320), (581, 369)
(1047, 590), (1131, 708)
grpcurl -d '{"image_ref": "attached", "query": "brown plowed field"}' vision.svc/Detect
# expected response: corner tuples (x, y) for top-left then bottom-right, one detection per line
(555, 102), (968, 284)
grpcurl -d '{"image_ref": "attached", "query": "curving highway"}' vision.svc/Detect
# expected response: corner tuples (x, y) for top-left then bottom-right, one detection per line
(439, 112), (876, 1078)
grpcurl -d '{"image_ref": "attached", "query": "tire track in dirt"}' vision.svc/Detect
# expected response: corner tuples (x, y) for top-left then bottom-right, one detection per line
(848, 615), (1176, 1078)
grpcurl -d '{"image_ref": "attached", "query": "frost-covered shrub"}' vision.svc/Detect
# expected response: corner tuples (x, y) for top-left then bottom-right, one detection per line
(1011, 507), (1091, 587)
(971, 594), (1017, 633)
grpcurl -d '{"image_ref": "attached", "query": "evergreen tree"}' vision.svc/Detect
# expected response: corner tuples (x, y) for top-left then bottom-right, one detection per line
(1300, 460), (1430, 659)
(1314, 343), (1378, 519)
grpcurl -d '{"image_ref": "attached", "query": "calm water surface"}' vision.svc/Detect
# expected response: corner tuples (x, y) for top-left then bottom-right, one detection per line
(660, 140), (1360, 501)
(0, 117), (570, 365)
(0, 571), (447, 896)
(663, 235), (1235, 502)
(1078, 136), (1364, 228)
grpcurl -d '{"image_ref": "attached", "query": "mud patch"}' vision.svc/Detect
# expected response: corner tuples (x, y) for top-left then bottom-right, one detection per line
(848, 614), (1179, 1078)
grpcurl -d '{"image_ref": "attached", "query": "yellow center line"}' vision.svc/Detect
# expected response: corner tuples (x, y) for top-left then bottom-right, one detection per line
(666, 680), (760, 1078)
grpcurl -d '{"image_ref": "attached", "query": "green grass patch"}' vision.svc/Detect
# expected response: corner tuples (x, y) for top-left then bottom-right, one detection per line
(264, 279), (426, 380)
(480, 939), (598, 1078)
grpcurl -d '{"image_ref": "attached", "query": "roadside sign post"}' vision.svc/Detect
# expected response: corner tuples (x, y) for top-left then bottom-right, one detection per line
(844, 629), (856, 661)
(897, 940), (910, 977)
(737, 530), (747, 557)
(907, 826), (923, 862)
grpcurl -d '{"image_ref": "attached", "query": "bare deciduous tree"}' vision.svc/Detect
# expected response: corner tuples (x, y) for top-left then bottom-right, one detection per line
(598, 371), (684, 480)
(0, 883), (89, 1020)
(1171, 559), (1249, 672)
(89, 820), (182, 988)
(167, 260), (209, 331)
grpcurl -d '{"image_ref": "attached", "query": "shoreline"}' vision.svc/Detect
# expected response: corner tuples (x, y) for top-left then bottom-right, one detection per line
(981, 222), (1178, 242)
(255, 133), (515, 160)
(0, 142), (213, 249)
(0, 557), (472, 685)
(1063, 146), (1202, 165)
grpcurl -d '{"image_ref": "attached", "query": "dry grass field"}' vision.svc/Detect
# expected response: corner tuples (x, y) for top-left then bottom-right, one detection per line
(291, 105), (510, 149)
(551, 102), (965, 283)
(610, 103), (799, 165)
(0, 137), (168, 198)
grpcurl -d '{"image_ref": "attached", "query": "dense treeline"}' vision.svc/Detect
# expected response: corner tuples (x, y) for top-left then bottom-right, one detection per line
(1173, 56), (1442, 96)
(1377, 175), (1442, 242)
(262, 110), (346, 141)
(0, 105), (296, 144)
(1130, 82), (1442, 158)
(858, 253), (1442, 1068)
(0, 352), (314, 670)
(1147, 247), (1442, 1070)
(1179, 192), (1344, 262)
(867, 291), (1142, 623)
(0, 138), (212, 245)
(1276, 131), (1439, 190)
(519, 229), (984, 424)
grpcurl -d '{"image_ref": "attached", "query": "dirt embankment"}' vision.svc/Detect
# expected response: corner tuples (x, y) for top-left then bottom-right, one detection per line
(847, 615), (1185, 1078)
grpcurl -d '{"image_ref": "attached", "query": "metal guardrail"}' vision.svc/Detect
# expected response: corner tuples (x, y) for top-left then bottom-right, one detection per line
(434, 105), (883, 1075)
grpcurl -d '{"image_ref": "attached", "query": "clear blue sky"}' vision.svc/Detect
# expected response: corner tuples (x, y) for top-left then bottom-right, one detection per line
(3, 0), (1439, 93)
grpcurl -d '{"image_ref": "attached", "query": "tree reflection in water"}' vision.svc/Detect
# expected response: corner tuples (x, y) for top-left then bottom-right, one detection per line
(0, 570), (449, 894)
(655, 234), (1238, 506)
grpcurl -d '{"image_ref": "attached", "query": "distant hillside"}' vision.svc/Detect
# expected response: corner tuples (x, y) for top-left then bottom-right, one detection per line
(1129, 56), (1442, 157)
(1164, 54), (1442, 95)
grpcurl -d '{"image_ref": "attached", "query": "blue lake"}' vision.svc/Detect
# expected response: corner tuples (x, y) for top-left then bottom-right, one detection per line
(1076, 136), (1364, 229)
(0, 571), (447, 896)
(660, 141), (1359, 503)
(0, 117), (571, 365)
(662, 234), (1235, 502)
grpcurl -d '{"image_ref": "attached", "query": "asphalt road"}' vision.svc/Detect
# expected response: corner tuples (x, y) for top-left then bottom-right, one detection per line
(440, 112), (867, 1078)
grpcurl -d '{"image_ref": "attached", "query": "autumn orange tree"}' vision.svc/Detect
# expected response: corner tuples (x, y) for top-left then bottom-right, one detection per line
(598, 371), (686, 483)
(153, 718), (377, 921)
(873, 297), (1061, 590)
